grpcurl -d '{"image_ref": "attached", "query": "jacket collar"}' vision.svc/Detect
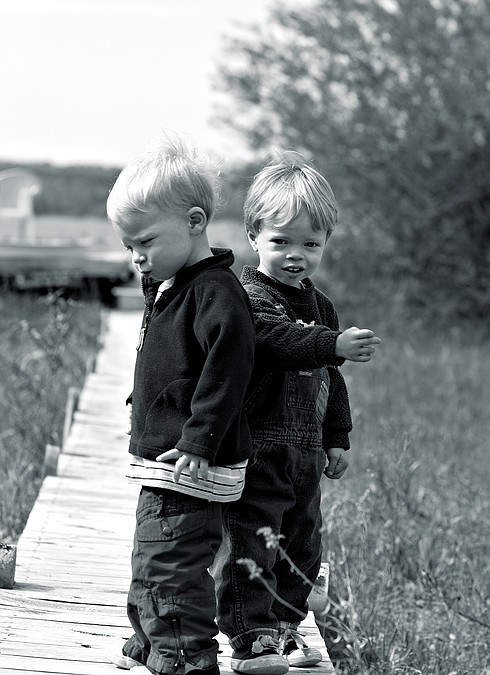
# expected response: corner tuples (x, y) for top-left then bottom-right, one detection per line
(143, 247), (234, 308)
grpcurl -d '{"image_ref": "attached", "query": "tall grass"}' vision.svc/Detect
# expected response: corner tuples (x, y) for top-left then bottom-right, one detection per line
(0, 291), (102, 542)
(318, 329), (490, 674)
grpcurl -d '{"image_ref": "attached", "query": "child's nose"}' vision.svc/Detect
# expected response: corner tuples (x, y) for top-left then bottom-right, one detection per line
(286, 250), (302, 260)
(132, 251), (146, 264)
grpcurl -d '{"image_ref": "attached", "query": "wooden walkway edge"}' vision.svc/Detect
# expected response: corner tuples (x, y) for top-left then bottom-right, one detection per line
(0, 308), (335, 675)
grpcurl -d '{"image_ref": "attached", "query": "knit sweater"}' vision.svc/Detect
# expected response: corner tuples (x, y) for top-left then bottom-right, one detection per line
(128, 249), (255, 465)
(240, 266), (352, 450)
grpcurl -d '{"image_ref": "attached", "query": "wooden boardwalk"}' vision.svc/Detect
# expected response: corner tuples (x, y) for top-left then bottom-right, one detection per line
(0, 308), (335, 675)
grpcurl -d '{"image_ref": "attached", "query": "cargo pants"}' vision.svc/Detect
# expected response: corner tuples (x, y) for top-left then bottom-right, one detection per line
(123, 486), (223, 674)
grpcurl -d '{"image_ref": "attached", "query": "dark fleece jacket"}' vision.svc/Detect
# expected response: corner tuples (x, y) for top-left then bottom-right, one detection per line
(128, 249), (255, 465)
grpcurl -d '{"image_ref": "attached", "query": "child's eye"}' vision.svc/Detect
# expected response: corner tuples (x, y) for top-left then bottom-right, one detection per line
(270, 238), (288, 245)
(140, 238), (154, 246)
(305, 242), (320, 248)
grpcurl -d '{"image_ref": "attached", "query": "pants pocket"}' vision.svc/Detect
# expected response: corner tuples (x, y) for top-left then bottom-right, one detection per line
(136, 488), (207, 543)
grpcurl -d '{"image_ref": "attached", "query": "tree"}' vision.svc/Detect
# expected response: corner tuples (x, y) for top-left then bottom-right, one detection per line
(215, 0), (490, 318)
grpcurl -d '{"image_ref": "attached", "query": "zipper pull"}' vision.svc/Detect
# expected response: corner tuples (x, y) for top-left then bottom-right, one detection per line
(173, 650), (185, 669)
(136, 313), (151, 351)
(178, 649), (186, 668)
(171, 618), (186, 670)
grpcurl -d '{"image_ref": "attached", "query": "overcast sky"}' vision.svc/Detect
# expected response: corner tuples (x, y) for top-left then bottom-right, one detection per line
(0, 0), (288, 167)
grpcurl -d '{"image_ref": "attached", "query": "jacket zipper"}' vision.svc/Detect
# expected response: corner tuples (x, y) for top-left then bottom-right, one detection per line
(137, 276), (155, 351)
(136, 310), (152, 351)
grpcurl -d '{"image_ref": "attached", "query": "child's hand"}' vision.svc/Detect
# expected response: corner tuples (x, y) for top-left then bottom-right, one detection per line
(335, 327), (381, 362)
(126, 404), (132, 435)
(156, 449), (209, 485)
(325, 447), (349, 479)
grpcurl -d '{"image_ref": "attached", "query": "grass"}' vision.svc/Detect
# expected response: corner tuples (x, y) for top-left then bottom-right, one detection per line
(0, 290), (102, 542)
(317, 328), (490, 674)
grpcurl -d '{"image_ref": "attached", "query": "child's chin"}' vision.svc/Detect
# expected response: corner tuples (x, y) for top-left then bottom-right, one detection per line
(281, 273), (305, 286)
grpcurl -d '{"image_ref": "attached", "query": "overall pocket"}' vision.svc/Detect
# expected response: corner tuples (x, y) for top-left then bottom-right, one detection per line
(287, 367), (330, 422)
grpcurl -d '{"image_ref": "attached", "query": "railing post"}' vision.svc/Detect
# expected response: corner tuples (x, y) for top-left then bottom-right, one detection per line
(43, 443), (61, 476)
(62, 386), (80, 448)
(0, 542), (16, 589)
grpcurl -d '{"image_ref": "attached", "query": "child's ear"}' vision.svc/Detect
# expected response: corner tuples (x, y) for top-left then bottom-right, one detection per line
(188, 207), (207, 234)
(247, 231), (258, 251)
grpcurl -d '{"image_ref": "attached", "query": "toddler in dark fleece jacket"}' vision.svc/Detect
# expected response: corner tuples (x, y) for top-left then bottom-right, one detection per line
(106, 134), (255, 675)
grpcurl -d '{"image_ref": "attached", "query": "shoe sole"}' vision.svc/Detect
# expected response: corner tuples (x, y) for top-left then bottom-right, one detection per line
(286, 648), (323, 668)
(286, 656), (323, 667)
(231, 655), (289, 675)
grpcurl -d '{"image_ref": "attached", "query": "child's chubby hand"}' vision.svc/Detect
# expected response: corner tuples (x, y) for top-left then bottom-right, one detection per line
(335, 327), (381, 362)
(156, 449), (209, 485)
(325, 447), (349, 479)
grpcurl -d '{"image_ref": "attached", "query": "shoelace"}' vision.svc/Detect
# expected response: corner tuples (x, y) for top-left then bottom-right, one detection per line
(280, 629), (310, 655)
(288, 630), (308, 649)
(251, 635), (280, 654)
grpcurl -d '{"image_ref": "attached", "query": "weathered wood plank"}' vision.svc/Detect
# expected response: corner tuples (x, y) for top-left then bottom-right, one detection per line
(1, 615), (132, 641)
(0, 641), (113, 662)
(0, 654), (127, 675)
(0, 584), (129, 606)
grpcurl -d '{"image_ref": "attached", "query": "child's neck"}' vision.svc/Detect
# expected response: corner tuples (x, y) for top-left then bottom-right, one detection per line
(186, 232), (213, 267)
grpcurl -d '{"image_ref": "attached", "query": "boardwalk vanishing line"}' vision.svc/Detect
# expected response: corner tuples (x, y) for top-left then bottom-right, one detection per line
(0, 308), (335, 675)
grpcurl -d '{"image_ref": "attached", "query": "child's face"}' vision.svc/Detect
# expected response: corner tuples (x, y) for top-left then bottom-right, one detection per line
(114, 208), (198, 282)
(248, 211), (327, 287)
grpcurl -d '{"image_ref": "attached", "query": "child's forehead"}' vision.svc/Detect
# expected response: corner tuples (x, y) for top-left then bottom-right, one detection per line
(262, 211), (323, 236)
(117, 212), (161, 239)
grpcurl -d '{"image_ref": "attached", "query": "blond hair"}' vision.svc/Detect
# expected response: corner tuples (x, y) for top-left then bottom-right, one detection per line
(244, 151), (338, 237)
(107, 133), (220, 226)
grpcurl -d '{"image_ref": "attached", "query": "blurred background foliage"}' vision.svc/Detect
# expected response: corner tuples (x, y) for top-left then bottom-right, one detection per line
(214, 0), (490, 323)
(2, 0), (489, 326)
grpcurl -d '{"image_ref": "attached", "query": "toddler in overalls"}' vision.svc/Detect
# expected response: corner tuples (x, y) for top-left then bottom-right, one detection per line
(214, 152), (380, 675)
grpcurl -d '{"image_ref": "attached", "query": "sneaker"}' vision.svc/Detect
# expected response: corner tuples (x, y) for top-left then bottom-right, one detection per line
(231, 635), (289, 675)
(107, 652), (144, 669)
(281, 632), (323, 668)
